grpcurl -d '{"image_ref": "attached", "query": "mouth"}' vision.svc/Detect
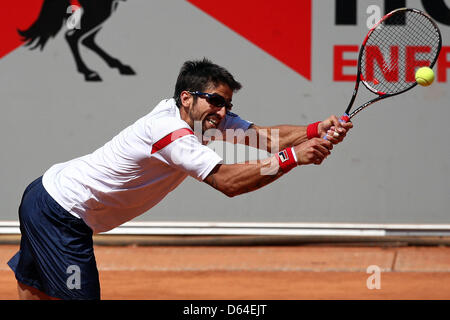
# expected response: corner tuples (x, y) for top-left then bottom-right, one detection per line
(207, 119), (218, 126)
(205, 116), (220, 128)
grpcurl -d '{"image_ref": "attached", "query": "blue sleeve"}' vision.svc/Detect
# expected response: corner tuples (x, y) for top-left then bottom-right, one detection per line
(218, 111), (253, 132)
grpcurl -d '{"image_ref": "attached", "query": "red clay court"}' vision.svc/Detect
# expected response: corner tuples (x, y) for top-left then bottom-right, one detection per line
(1, 241), (450, 300)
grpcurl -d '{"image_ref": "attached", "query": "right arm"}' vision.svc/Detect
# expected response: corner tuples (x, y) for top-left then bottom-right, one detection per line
(204, 138), (332, 197)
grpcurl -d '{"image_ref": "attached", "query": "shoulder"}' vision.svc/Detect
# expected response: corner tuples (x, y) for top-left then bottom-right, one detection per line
(145, 99), (192, 141)
(147, 98), (179, 120)
(226, 110), (239, 118)
(149, 117), (192, 143)
(218, 110), (253, 131)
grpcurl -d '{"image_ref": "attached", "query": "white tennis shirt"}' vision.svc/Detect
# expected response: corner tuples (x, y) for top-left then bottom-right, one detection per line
(42, 98), (252, 233)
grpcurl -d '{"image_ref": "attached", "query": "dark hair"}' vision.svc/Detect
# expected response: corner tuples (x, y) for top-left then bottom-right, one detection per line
(173, 58), (242, 108)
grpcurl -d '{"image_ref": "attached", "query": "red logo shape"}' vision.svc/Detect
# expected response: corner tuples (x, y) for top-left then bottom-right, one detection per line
(1, 1), (312, 80)
(0, 1), (44, 59)
(187, 0), (312, 80)
(0, 0), (82, 59)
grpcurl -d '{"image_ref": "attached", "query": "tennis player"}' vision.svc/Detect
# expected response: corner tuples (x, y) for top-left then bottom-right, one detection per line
(8, 58), (352, 299)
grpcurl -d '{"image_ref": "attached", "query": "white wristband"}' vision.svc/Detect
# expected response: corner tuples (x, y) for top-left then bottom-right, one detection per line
(290, 147), (298, 163)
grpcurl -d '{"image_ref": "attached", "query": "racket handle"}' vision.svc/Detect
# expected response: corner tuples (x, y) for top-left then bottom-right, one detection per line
(340, 113), (350, 123)
(323, 113), (349, 140)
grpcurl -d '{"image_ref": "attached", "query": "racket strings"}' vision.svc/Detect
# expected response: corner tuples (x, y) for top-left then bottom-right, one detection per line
(361, 10), (440, 95)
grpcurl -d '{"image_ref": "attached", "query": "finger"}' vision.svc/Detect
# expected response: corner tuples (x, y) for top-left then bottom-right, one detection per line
(314, 159), (323, 165)
(317, 138), (333, 150)
(314, 144), (332, 157)
(311, 150), (325, 165)
(336, 126), (350, 140)
(336, 116), (352, 133)
(325, 131), (340, 144)
(342, 122), (353, 130)
(331, 130), (340, 138)
(312, 149), (328, 165)
(334, 129), (348, 139)
(332, 125), (348, 137)
(314, 141), (333, 153)
(328, 115), (341, 129)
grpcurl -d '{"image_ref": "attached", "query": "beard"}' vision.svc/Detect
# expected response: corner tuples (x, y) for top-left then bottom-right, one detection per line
(190, 111), (220, 134)
(188, 101), (222, 134)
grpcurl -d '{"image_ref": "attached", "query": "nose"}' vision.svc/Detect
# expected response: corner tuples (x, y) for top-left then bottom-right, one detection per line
(216, 106), (226, 119)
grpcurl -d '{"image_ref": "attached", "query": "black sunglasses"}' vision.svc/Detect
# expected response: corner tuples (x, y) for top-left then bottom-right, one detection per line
(188, 91), (233, 110)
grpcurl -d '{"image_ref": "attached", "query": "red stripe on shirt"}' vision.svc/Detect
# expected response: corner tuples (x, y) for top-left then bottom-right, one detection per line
(151, 128), (194, 154)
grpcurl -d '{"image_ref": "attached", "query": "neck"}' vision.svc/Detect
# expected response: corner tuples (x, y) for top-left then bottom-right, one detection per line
(179, 106), (194, 130)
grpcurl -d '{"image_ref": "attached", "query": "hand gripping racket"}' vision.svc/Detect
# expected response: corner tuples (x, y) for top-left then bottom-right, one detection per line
(333, 8), (442, 128)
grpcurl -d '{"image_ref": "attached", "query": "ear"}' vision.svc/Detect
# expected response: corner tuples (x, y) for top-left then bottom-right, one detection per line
(180, 91), (192, 108)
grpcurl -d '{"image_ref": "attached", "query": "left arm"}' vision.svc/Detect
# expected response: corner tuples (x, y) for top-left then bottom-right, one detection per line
(219, 123), (308, 152)
(245, 116), (353, 153)
(249, 124), (308, 153)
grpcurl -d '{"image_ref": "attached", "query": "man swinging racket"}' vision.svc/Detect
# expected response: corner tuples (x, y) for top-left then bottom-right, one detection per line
(8, 58), (352, 299)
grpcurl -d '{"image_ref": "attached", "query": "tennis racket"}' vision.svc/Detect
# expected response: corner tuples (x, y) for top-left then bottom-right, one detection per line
(332, 8), (442, 129)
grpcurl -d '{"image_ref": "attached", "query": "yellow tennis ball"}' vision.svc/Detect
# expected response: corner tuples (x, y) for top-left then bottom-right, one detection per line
(415, 67), (435, 86)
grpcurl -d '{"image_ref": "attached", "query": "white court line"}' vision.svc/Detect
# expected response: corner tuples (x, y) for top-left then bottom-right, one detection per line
(1, 221), (450, 237)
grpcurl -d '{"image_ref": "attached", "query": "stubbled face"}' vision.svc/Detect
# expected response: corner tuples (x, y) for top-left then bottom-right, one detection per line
(181, 83), (233, 133)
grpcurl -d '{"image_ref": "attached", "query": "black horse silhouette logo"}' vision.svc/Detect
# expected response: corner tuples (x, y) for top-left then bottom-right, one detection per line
(19, 0), (136, 81)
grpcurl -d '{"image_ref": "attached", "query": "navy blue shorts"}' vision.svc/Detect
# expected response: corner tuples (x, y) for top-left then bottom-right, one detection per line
(7, 177), (100, 300)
